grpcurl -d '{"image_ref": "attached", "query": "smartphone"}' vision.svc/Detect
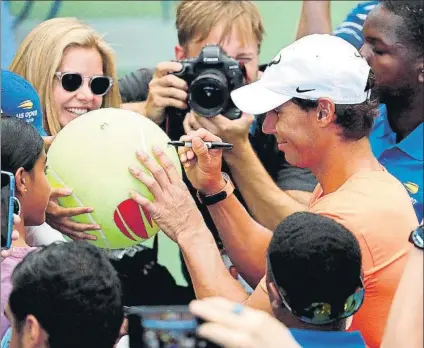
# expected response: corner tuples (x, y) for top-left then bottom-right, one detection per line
(125, 305), (220, 348)
(1, 171), (18, 249)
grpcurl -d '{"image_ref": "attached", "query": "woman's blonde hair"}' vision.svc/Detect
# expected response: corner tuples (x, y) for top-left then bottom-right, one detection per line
(10, 17), (121, 135)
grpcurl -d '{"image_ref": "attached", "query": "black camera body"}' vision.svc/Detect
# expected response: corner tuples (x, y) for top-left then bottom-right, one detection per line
(174, 44), (245, 120)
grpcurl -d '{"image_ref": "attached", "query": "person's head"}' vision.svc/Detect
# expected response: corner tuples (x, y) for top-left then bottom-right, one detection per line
(1, 117), (50, 226)
(174, 0), (264, 82)
(231, 34), (379, 169)
(361, 0), (423, 107)
(9, 17), (121, 136)
(5, 241), (123, 348)
(266, 212), (364, 332)
(1, 70), (47, 136)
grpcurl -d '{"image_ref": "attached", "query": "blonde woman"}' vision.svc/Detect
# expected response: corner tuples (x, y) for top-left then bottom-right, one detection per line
(9, 17), (121, 241)
(8, 18), (190, 309)
(10, 17), (121, 136)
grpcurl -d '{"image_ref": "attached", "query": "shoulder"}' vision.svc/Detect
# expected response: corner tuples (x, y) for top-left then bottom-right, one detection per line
(25, 223), (67, 246)
(118, 68), (154, 103)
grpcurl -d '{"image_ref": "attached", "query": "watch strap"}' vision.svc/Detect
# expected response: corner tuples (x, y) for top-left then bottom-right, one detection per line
(197, 173), (234, 206)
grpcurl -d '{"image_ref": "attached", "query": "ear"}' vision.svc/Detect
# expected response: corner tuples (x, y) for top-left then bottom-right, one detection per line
(316, 98), (336, 127)
(174, 45), (186, 61)
(268, 281), (282, 309)
(14, 167), (28, 196)
(24, 315), (48, 347)
(345, 316), (353, 330)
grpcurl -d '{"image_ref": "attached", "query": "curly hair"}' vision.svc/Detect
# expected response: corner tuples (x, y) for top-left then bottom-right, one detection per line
(9, 241), (123, 348)
(268, 212), (362, 323)
(381, 0), (424, 56)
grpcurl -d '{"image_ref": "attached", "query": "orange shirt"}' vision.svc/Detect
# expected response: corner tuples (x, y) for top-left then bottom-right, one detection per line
(260, 170), (418, 348)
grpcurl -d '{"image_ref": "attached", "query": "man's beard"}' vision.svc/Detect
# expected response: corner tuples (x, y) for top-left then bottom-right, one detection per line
(372, 83), (416, 112)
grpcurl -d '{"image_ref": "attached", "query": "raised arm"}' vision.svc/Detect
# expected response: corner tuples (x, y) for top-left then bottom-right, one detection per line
(296, 1), (378, 50)
(296, 0), (332, 39)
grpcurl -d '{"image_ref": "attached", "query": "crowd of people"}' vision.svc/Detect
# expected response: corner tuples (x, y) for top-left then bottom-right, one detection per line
(1, 1), (423, 347)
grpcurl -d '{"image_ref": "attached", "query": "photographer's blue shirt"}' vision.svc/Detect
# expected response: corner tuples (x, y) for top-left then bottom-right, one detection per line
(290, 329), (366, 348)
(369, 105), (424, 222)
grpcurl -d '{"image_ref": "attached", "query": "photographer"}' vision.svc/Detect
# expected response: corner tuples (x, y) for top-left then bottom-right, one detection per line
(120, 0), (317, 232)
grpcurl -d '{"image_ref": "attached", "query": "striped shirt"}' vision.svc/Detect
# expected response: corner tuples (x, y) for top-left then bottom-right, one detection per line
(333, 1), (379, 49)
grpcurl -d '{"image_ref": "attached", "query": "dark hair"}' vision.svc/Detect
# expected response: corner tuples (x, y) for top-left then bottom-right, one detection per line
(381, 0), (424, 56)
(291, 71), (379, 140)
(268, 212), (362, 327)
(1, 117), (44, 174)
(9, 241), (123, 348)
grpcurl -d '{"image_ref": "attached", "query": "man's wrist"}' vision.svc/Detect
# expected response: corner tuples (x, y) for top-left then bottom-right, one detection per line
(198, 176), (227, 196)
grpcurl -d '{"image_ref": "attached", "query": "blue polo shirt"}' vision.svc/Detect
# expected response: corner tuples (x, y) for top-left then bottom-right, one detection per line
(290, 328), (366, 348)
(369, 105), (424, 222)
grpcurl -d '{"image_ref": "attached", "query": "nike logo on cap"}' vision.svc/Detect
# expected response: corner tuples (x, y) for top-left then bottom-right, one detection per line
(268, 54), (281, 67)
(296, 87), (315, 93)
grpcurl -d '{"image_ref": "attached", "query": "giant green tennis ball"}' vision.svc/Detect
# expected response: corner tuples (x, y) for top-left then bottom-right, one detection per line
(46, 108), (183, 250)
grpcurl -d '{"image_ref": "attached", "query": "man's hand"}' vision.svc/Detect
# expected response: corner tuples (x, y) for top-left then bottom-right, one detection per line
(145, 61), (188, 123)
(178, 128), (225, 194)
(183, 111), (254, 147)
(129, 147), (206, 243)
(190, 297), (301, 348)
(46, 188), (99, 240)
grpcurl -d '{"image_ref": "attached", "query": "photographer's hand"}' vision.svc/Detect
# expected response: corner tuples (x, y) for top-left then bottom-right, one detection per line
(145, 61), (188, 124)
(183, 111), (254, 148)
(178, 128), (226, 194)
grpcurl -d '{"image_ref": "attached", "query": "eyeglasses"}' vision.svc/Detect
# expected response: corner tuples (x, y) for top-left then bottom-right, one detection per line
(266, 253), (365, 325)
(55, 72), (113, 96)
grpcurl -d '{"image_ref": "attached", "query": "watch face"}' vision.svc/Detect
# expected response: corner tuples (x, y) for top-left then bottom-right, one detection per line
(410, 225), (424, 250)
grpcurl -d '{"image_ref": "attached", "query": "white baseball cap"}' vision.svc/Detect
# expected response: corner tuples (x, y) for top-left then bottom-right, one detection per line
(230, 34), (371, 115)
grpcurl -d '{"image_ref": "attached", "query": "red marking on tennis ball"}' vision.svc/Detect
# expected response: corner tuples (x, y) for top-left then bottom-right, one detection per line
(113, 199), (154, 240)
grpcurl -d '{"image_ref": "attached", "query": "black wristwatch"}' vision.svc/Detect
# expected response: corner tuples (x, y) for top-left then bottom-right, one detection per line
(197, 173), (235, 206)
(408, 224), (423, 250)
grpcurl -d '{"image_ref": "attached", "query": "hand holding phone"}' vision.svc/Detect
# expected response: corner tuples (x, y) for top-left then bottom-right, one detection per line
(1, 171), (20, 250)
(124, 305), (220, 348)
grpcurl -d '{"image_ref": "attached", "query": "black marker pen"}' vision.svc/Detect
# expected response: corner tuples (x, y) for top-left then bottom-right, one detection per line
(167, 141), (233, 150)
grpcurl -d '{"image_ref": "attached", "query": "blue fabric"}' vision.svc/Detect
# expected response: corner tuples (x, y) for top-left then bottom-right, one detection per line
(333, 1), (379, 50)
(0, 327), (11, 348)
(369, 105), (423, 221)
(1, 69), (47, 136)
(290, 328), (366, 348)
(1, 1), (16, 69)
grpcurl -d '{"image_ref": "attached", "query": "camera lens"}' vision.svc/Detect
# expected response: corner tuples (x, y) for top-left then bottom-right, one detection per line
(189, 71), (229, 118)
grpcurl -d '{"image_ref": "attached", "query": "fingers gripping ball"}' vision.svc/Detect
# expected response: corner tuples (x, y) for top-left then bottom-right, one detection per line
(46, 108), (182, 249)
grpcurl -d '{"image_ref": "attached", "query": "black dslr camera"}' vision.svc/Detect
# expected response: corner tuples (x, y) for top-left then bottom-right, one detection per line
(174, 44), (246, 120)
